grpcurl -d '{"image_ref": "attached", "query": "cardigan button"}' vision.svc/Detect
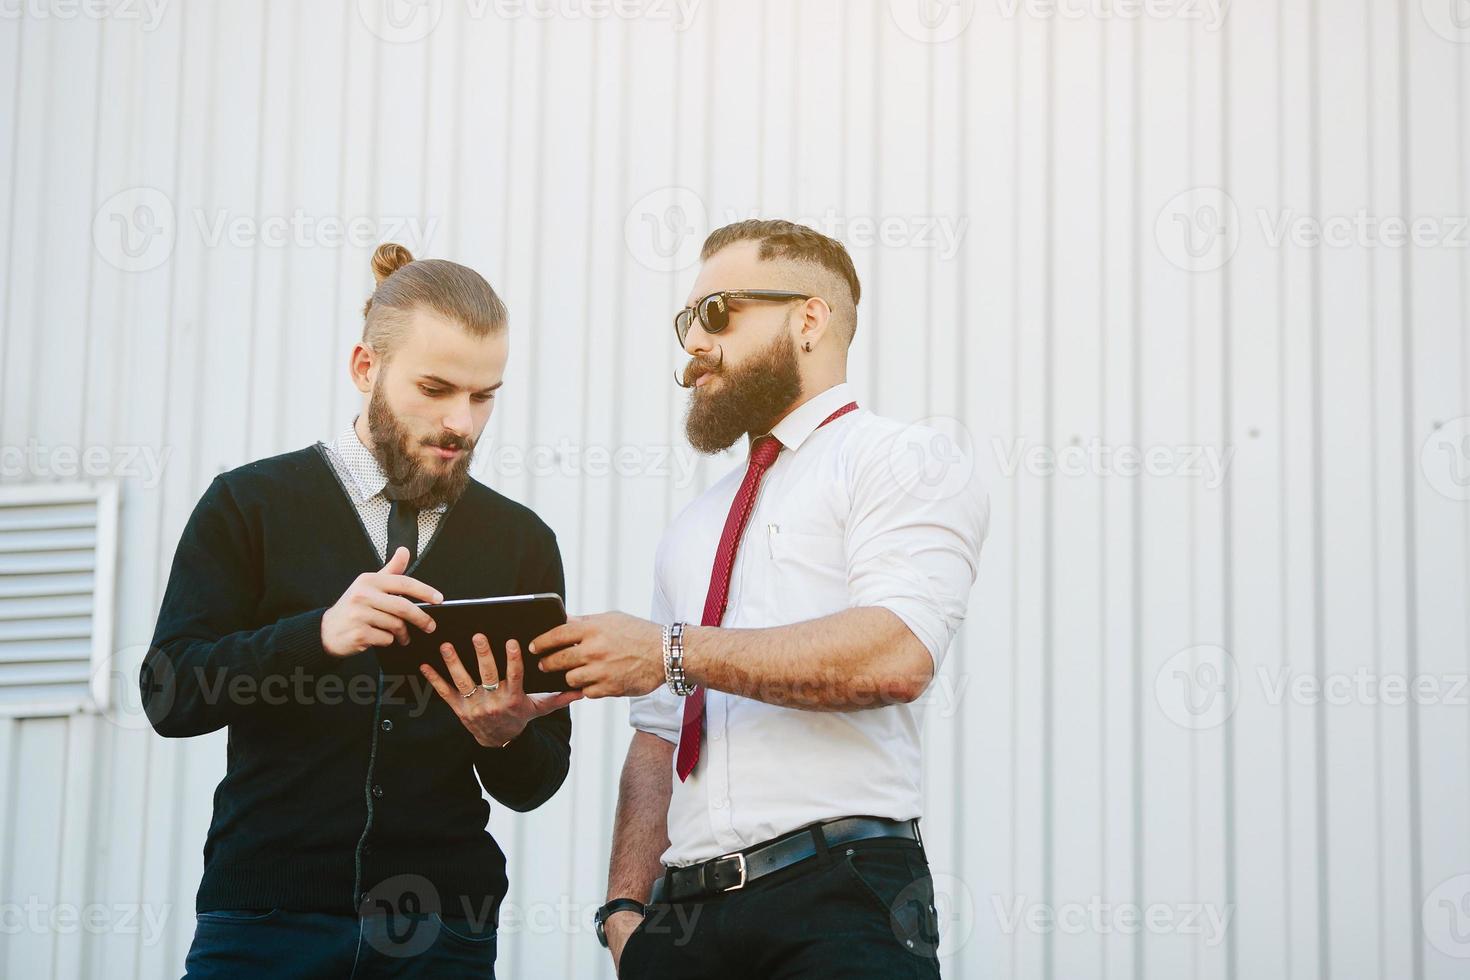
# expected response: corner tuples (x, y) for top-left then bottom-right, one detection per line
(381, 719), (394, 733)
(372, 784), (384, 799)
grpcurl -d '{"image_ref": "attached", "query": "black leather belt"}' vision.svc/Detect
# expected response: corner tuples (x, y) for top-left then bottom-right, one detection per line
(649, 816), (922, 905)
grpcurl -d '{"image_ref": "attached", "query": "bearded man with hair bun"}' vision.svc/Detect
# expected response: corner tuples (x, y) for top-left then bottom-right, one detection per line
(146, 244), (577, 978)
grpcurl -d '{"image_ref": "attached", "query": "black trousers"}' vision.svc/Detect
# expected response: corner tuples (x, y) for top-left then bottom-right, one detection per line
(620, 838), (942, 979)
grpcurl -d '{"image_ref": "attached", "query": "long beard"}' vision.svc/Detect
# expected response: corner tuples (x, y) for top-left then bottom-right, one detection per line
(366, 381), (474, 510)
(683, 330), (803, 454)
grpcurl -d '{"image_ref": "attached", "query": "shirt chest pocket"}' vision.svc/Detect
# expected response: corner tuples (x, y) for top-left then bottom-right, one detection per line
(762, 526), (850, 618)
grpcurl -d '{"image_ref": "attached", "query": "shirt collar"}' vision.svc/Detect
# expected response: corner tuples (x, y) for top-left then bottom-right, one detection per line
(332, 417), (449, 513)
(765, 381), (858, 453)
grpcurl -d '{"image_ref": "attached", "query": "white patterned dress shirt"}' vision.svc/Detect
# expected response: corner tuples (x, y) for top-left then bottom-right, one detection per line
(316, 418), (448, 563)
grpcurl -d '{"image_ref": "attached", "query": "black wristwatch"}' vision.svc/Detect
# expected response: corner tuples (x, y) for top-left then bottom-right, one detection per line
(594, 898), (646, 948)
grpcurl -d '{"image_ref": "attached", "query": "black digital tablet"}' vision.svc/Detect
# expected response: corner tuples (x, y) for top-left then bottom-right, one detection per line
(374, 593), (573, 694)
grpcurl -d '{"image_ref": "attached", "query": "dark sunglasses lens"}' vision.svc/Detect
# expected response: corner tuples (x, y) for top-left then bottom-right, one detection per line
(699, 295), (728, 334)
(674, 310), (692, 344)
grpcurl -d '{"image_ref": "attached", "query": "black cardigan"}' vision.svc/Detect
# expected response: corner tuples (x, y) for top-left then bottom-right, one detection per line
(144, 445), (572, 921)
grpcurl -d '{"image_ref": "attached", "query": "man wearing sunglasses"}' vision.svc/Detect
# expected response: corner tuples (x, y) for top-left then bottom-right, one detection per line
(530, 219), (987, 978)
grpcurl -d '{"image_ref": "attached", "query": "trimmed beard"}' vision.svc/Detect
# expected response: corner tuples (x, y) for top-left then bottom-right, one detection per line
(366, 378), (474, 510)
(683, 329), (803, 454)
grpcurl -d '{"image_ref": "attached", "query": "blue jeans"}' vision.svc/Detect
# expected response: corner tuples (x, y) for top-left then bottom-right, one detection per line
(181, 909), (496, 979)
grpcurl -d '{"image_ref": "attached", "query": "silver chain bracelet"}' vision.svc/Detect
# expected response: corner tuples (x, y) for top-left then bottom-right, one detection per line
(663, 621), (694, 696)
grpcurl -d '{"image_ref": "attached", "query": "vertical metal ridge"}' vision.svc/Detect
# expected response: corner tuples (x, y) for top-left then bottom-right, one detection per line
(522, 17), (552, 516)
(0, 14), (25, 444)
(1220, 10), (1238, 980)
(241, 0), (273, 459)
(868, 0), (882, 400)
(1129, 10), (1145, 978)
(1394, 1), (1424, 977)
(1362, 1), (1389, 977)
(1306, 3), (1333, 976)
(952, 21), (972, 978)
(271, 0), (304, 451)
(1097, 14), (1112, 979)
(1041, 12), (1056, 980)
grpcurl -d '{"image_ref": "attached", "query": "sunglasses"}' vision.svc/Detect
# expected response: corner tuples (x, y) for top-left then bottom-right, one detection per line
(673, 290), (813, 347)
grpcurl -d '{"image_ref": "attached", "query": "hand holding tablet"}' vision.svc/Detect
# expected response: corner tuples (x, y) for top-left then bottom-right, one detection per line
(375, 593), (577, 694)
(414, 630), (582, 748)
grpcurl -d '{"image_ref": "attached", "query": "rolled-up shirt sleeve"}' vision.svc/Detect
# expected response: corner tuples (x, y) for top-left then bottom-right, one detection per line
(843, 421), (989, 669)
(628, 548), (683, 744)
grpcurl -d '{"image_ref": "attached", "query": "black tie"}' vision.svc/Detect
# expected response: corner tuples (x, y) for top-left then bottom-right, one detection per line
(386, 498), (420, 566)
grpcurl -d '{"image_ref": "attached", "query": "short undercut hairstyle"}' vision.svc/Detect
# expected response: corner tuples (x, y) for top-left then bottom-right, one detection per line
(699, 219), (862, 340)
(361, 243), (509, 361)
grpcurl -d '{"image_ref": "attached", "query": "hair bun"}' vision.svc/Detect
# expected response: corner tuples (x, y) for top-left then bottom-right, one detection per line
(371, 243), (414, 284)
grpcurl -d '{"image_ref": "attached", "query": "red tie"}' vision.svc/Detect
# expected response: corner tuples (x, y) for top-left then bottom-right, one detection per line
(675, 400), (859, 781)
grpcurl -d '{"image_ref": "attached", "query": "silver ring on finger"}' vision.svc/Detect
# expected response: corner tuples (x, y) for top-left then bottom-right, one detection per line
(480, 682), (500, 694)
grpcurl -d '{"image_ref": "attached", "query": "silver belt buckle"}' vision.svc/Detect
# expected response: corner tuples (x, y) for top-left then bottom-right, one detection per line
(717, 851), (748, 891)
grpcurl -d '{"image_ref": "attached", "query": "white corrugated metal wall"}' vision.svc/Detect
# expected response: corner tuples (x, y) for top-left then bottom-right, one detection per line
(1, 0), (1467, 977)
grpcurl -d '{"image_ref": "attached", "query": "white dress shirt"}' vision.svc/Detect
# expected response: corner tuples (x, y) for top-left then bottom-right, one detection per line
(629, 382), (989, 867)
(316, 418), (449, 563)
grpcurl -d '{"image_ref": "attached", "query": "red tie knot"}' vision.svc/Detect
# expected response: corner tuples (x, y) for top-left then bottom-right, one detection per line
(749, 435), (783, 471)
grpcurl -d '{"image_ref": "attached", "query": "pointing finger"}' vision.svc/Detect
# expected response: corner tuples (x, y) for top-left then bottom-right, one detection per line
(381, 546), (410, 576)
(528, 621), (582, 656)
(377, 575), (443, 605)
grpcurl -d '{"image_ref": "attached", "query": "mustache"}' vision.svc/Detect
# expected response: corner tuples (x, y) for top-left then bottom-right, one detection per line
(675, 347), (724, 390)
(425, 434), (472, 451)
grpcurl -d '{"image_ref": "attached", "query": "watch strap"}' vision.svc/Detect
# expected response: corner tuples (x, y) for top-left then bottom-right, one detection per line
(594, 897), (646, 947)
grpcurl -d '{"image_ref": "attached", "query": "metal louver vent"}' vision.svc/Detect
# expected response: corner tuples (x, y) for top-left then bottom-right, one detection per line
(0, 482), (118, 716)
